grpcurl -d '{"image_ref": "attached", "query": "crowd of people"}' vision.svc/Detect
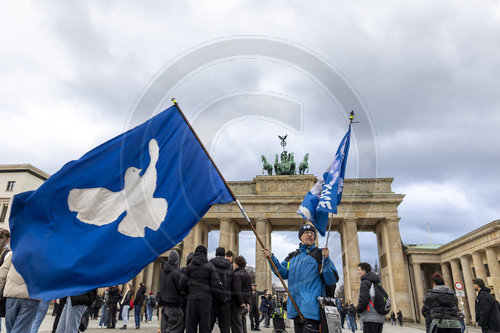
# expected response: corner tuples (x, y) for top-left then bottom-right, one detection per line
(1, 224), (499, 333)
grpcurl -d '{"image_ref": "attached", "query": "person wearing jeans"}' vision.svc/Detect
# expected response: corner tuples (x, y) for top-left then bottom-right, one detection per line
(55, 297), (88, 333)
(119, 284), (132, 330)
(30, 299), (51, 333)
(0, 251), (40, 333)
(133, 283), (146, 329)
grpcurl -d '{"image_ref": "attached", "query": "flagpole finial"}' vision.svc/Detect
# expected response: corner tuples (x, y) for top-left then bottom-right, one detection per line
(349, 110), (360, 125)
(171, 98), (177, 105)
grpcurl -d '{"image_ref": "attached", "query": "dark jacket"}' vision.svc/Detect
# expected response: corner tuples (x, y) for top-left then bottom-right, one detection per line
(133, 284), (147, 306)
(71, 289), (97, 307)
(475, 286), (500, 331)
(259, 296), (270, 312)
(423, 285), (459, 320)
(421, 303), (432, 333)
(348, 304), (356, 316)
(108, 286), (121, 305)
(231, 266), (251, 306)
(250, 289), (266, 310)
(356, 271), (386, 323)
(179, 251), (220, 301)
(210, 256), (234, 303)
(159, 252), (183, 307)
(120, 290), (132, 306)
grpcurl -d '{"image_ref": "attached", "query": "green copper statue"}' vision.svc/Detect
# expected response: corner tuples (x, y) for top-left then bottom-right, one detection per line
(261, 135), (308, 175)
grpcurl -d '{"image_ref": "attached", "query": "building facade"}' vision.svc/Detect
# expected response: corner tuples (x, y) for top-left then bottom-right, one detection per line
(0, 164), (49, 230)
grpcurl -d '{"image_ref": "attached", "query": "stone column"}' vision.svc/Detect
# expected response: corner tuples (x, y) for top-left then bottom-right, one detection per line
(460, 256), (476, 324)
(450, 259), (471, 324)
(441, 262), (453, 288)
(228, 221), (240, 255)
(384, 219), (413, 320)
(485, 247), (500, 297)
(412, 263), (425, 321)
(339, 219), (361, 304)
(219, 218), (232, 250)
(144, 262), (155, 293)
(181, 226), (196, 267)
(472, 252), (487, 281)
(193, 222), (209, 248)
(151, 260), (162, 294)
(255, 218), (272, 292)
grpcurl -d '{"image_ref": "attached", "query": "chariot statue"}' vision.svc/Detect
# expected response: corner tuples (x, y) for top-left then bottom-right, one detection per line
(261, 135), (308, 175)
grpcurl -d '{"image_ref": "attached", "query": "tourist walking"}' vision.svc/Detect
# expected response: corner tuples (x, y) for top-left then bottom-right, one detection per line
(0, 250), (40, 333)
(158, 251), (183, 333)
(423, 272), (461, 333)
(107, 285), (120, 329)
(230, 255), (252, 333)
(473, 278), (500, 333)
(119, 284), (132, 329)
(209, 247), (233, 333)
(180, 245), (220, 333)
(99, 290), (109, 328)
(397, 310), (403, 326)
(259, 295), (270, 328)
(146, 292), (156, 323)
(348, 302), (357, 332)
(56, 290), (97, 333)
(356, 262), (385, 333)
(133, 282), (146, 329)
(249, 285), (267, 331)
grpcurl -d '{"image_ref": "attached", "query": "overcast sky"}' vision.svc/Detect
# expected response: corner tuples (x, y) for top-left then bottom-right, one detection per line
(2, 1), (500, 283)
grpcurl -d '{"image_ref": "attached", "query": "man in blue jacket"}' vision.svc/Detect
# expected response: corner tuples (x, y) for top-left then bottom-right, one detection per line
(262, 224), (338, 333)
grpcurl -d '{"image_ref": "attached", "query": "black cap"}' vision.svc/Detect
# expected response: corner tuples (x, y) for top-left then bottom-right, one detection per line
(195, 245), (207, 255)
(215, 247), (226, 257)
(298, 224), (317, 239)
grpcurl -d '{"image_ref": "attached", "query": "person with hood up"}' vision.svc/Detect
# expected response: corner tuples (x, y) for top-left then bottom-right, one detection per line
(158, 251), (183, 333)
(356, 262), (385, 333)
(473, 278), (500, 333)
(133, 282), (147, 329)
(209, 247), (233, 333)
(423, 272), (461, 333)
(262, 223), (338, 333)
(179, 245), (220, 333)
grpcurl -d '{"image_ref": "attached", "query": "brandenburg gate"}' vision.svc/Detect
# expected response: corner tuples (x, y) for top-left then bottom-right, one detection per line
(180, 175), (414, 320)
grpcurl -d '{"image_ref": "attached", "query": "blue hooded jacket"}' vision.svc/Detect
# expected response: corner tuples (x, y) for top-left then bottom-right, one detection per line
(269, 244), (338, 321)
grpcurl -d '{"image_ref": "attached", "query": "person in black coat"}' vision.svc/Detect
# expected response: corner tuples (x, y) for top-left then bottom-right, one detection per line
(422, 303), (432, 332)
(56, 289), (97, 333)
(133, 283), (146, 329)
(179, 245), (220, 333)
(249, 285), (267, 331)
(209, 247), (233, 333)
(107, 285), (121, 329)
(231, 255), (252, 333)
(158, 251), (184, 333)
(423, 273), (461, 333)
(473, 278), (500, 333)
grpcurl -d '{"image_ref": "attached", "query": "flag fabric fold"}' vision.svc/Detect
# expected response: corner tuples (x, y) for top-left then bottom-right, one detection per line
(9, 105), (234, 300)
(297, 125), (351, 236)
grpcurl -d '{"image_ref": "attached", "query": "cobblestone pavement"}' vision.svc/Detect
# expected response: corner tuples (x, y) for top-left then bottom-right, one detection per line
(4, 314), (482, 333)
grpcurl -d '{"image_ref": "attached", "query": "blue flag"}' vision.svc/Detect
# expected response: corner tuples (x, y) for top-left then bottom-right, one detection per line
(297, 125), (351, 236)
(9, 105), (234, 300)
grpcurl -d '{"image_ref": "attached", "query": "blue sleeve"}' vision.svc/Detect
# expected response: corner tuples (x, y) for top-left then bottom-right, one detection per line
(322, 256), (338, 285)
(268, 255), (289, 280)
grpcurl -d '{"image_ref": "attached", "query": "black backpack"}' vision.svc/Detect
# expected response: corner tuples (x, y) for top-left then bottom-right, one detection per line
(285, 247), (339, 297)
(371, 282), (391, 315)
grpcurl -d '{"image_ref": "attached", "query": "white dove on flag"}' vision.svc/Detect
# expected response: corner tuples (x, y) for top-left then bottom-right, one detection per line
(68, 139), (168, 237)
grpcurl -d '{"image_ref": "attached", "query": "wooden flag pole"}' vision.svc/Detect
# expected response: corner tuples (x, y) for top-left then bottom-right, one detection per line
(171, 98), (305, 322)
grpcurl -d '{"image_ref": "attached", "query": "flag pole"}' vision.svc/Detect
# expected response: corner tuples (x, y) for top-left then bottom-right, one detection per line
(171, 98), (306, 322)
(320, 111), (358, 274)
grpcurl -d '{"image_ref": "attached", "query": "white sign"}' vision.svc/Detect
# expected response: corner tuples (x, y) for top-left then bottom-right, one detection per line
(456, 290), (465, 297)
(455, 282), (464, 290)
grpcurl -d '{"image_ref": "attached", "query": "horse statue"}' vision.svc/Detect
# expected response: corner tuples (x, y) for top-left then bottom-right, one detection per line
(299, 153), (309, 175)
(261, 155), (273, 175)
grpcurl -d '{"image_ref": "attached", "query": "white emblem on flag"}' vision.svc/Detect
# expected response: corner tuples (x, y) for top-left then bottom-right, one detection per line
(68, 139), (167, 237)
